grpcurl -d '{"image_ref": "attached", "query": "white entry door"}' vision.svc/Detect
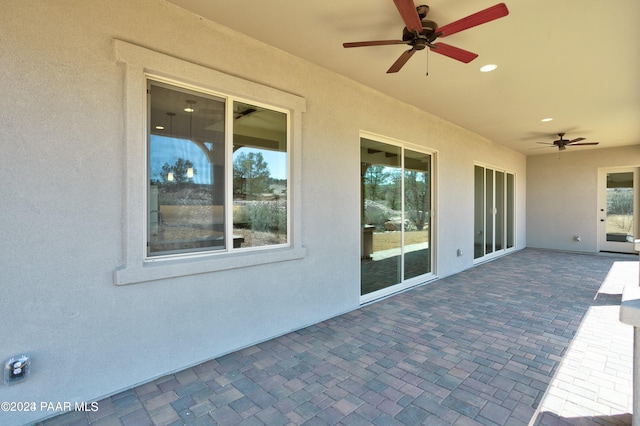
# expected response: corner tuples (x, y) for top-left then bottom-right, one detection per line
(599, 168), (639, 254)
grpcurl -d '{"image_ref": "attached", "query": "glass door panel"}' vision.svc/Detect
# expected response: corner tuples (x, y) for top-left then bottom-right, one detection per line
(404, 150), (431, 280)
(485, 170), (494, 255)
(495, 171), (504, 251)
(361, 139), (402, 295)
(474, 166), (485, 259)
(506, 173), (515, 249)
(600, 169), (637, 253)
(606, 172), (634, 242)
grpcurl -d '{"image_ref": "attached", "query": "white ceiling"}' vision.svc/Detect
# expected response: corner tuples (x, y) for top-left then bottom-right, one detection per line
(167, 0), (640, 155)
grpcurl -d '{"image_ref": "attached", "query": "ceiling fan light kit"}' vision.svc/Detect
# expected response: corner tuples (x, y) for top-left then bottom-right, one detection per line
(343, 0), (509, 74)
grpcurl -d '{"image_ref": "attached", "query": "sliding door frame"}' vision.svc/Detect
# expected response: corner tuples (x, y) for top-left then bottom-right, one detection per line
(360, 132), (438, 304)
(474, 163), (516, 263)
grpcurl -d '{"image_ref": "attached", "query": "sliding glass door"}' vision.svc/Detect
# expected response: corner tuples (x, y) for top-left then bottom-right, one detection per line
(474, 165), (515, 261)
(361, 137), (434, 301)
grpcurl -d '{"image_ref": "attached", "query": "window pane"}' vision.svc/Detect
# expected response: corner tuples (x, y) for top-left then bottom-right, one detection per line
(232, 101), (288, 248)
(147, 82), (226, 256)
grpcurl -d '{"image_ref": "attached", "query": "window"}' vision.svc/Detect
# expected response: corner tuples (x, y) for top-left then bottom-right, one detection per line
(113, 40), (305, 285)
(147, 81), (288, 257)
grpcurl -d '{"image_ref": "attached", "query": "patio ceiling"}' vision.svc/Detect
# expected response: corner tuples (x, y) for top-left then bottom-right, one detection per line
(166, 0), (640, 156)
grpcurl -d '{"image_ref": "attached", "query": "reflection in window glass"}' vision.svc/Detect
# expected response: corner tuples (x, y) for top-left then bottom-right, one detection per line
(232, 102), (288, 248)
(147, 82), (226, 257)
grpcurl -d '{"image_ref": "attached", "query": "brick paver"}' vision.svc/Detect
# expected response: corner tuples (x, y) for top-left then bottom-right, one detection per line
(40, 249), (638, 426)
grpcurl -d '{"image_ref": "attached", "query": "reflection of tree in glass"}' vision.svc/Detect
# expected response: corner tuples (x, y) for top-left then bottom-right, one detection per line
(233, 152), (270, 196)
(363, 165), (403, 210)
(404, 171), (429, 231)
(608, 188), (634, 230)
(364, 165), (390, 201)
(160, 158), (196, 184)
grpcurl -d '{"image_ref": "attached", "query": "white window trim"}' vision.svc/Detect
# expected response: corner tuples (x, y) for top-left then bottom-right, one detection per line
(113, 39), (306, 285)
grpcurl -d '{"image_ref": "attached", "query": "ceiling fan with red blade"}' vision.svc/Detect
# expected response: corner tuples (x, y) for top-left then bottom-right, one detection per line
(343, 1), (509, 74)
(534, 133), (600, 151)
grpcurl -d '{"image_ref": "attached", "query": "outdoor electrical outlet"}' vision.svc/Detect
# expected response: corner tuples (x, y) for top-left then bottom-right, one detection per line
(457, 249), (463, 257)
(574, 236), (581, 242)
(4, 355), (30, 384)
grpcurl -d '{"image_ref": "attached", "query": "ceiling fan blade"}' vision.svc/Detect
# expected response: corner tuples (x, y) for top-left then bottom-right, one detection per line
(568, 142), (599, 146)
(429, 43), (478, 63)
(343, 40), (406, 48)
(393, 0), (423, 33)
(387, 48), (417, 73)
(568, 137), (585, 143)
(435, 3), (509, 38)
(529, 146), (555, 150)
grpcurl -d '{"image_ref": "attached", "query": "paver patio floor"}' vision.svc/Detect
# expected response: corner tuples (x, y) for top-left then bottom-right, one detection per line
(41, 248), (638, 425)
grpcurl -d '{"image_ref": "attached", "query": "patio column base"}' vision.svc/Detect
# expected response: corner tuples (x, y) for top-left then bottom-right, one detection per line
(620, 240), (640, 426)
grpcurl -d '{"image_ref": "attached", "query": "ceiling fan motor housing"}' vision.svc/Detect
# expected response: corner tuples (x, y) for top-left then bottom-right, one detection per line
(402, 18), (438, 49)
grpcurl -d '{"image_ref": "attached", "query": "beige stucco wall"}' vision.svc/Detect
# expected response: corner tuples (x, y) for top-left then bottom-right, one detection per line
(527, 146), (640, 252)
(0, 1), (526, 424)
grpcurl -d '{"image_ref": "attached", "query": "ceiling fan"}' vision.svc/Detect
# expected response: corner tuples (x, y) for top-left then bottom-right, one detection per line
(534, 133), (600, 151)
(343, 0), (509, 73)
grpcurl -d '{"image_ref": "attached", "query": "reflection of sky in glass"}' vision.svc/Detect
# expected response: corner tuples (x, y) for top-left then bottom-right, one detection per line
(150, 135), (212, 184)
(233, 147), (287, 181)
(150, 135), (287, 184)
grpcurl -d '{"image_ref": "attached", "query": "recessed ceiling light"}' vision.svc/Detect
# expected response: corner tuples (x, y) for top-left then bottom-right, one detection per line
(541, 118), (553, 122)
(480, 64), (497, 72)
(155, 125), (165, 130)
